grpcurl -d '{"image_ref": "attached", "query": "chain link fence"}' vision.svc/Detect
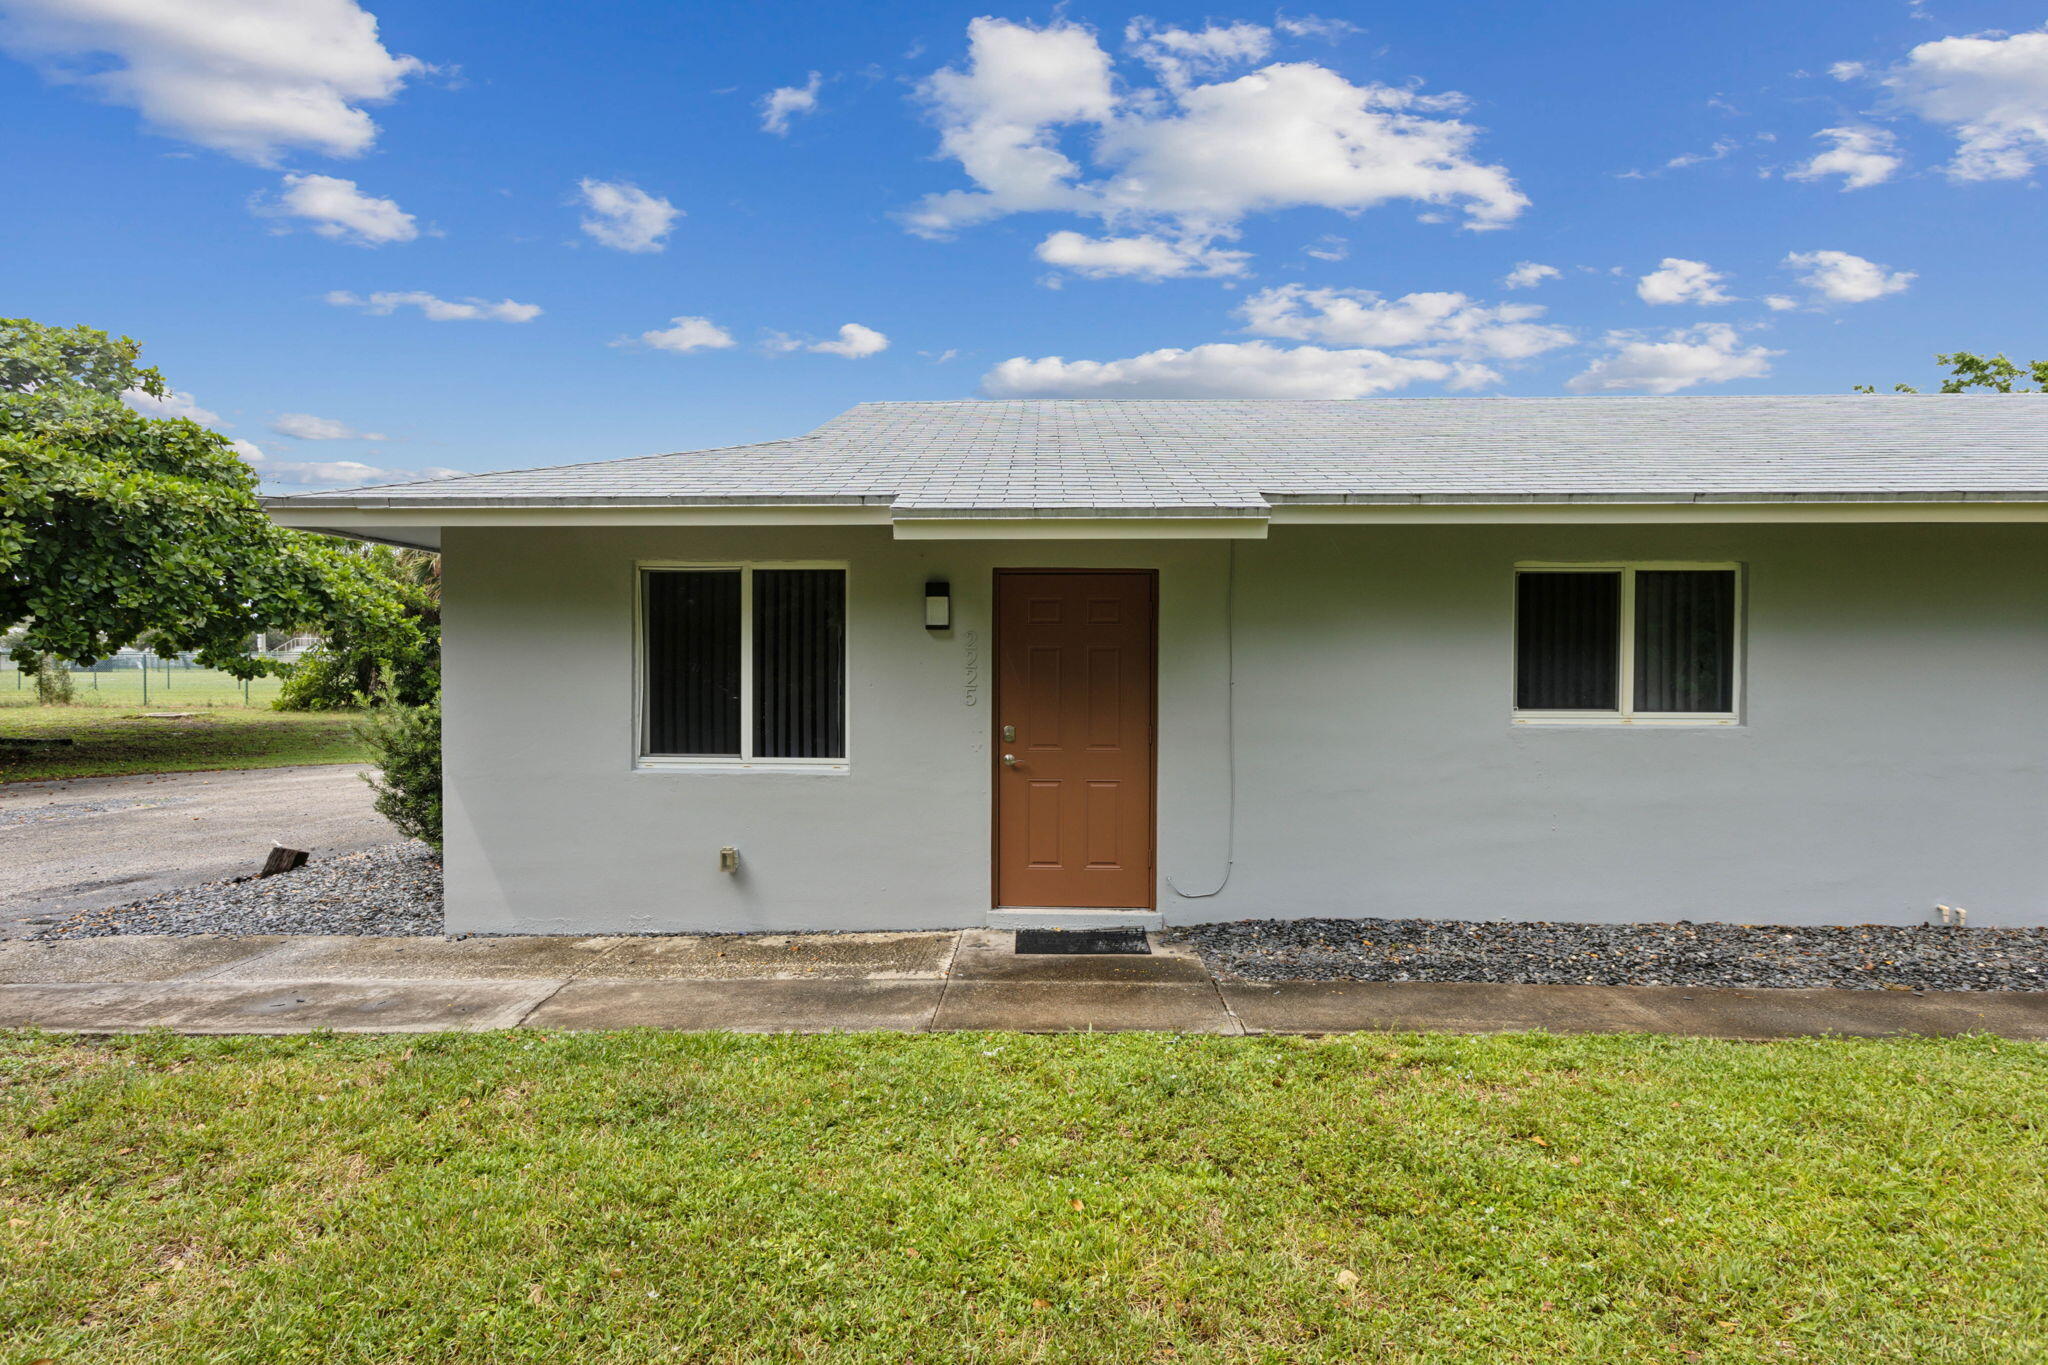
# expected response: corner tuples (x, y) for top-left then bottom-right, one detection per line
(0, 649), (305, 708)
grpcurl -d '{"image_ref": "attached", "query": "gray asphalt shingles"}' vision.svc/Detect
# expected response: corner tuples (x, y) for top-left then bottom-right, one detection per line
(266, 395), (2048, 516)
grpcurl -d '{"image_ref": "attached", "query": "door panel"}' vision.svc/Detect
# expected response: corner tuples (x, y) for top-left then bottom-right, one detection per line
(995, 571), (1156, 908)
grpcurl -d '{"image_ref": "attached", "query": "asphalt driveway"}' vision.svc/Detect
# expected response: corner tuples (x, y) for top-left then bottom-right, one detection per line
(0, 765), (398, 937)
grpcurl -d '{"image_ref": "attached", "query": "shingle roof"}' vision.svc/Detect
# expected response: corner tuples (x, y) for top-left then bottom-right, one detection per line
(265, 396), (2048, 516)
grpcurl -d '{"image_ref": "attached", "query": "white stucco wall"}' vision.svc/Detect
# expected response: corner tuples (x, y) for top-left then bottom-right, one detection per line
(440, 522), (2048, 932)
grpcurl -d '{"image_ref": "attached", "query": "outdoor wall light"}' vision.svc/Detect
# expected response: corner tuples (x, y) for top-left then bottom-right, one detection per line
(924, 580), (952, 631)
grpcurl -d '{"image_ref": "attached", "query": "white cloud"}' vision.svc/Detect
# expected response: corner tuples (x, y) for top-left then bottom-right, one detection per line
(256, 172), (417, 245)
(1035, 229), (1249, 279)
(270, 412), (386, 440)
(1566, 324), (1778, 394)
(622, 316), (736, 353)
(907, 17), (1117, 235)
(0, 0), (423, 164)
(1787, 126), (1903, 189)
(1303, 234), (1348, 261)
(576, 178), (680, 253)
(1501, 261), (1561, 289)
(122, 387), (221, 426)
(1636, 257), (1736, 306)
(1845, 26), (2048, 179)
(1664, 136), (1739, 170)
(904, 17), (1525, 270)
(326, 290), (542, 322)
(1764, 294), (1799, 311)
(232, 435), (459, 489)
(1239, 285), (1573, 361)
(760, 71), (822, 135)
(983, 341), (1489, 399)
(808, 323), (889, 358)
(1783, 249), (1915, 303)
(1274, 15), (1360, 42)
(1125, 19), (1272, 87)
(1095, 62), (1527, 235)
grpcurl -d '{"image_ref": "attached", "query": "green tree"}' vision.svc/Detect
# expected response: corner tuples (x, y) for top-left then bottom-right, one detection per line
(276, 544), (441, 709)
(1855, 351), (2048, 394)
(0, 317), (401, 683)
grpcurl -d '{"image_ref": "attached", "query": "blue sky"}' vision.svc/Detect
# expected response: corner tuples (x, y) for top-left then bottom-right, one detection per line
(2, 1), (2044, 488)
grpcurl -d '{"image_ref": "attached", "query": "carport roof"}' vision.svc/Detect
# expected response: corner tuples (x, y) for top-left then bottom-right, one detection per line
(263, 396), (2048, 524)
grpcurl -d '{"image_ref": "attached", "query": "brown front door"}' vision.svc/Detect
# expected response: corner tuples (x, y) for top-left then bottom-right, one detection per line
(994, 571), (1157, 909)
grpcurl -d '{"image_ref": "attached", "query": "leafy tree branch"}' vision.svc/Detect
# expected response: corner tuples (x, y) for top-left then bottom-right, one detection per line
(0, 317), (406, 683)
(1855, 351), (2048, 395)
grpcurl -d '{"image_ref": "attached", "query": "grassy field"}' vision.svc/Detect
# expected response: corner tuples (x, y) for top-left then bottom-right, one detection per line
(2, 1029), (2042, 1364)
(0, 703), (366, 784)
(0, 665), (287, 709)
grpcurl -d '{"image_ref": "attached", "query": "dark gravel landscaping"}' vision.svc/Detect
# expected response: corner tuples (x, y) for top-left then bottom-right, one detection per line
(32, 843), (443, 939)
(1167, 916), (2048, 992)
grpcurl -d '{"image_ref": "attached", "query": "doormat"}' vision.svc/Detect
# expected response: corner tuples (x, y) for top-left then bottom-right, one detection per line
(1013, 928), (1152, 955)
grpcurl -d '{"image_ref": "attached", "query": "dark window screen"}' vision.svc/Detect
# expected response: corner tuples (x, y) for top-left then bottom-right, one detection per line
(644, 570), (741, 755)
(1634, 570), (1736, 713)
(753, 569), (846, 759)
(1516, 572), (1621, 710)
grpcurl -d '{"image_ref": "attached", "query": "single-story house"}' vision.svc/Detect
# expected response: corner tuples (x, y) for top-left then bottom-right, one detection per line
(267, 397), (2048, 934)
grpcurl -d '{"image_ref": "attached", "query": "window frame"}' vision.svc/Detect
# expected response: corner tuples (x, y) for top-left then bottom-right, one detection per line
(1511, 561), (1743, 727)
(634, 560), (851, 774)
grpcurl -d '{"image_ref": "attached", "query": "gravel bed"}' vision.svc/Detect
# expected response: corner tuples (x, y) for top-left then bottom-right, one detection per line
(1166, 916), (2048, 991)
(33, 843), (443, 939)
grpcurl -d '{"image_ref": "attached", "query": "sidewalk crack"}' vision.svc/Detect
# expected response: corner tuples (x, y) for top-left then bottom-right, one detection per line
(1202, 962), (1247, 1036)
(927, 931), (965, 1032)
(183, 939), (301, 982)
(511, 977), (574, 1029)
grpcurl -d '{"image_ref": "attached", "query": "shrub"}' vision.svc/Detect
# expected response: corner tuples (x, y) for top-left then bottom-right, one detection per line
(29, 655), (74, 705)
(356, 700), (442, 851)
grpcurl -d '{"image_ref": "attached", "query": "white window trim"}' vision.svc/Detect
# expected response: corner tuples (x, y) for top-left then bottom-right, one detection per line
(634, 560), (851, 773)
(1512, 561), (1743, 727)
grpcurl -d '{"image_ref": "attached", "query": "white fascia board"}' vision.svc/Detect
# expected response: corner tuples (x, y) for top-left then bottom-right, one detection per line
(1271, 500), (2048, 525)
(267, 504), (893, 532)
(890, 516), (1270, 540)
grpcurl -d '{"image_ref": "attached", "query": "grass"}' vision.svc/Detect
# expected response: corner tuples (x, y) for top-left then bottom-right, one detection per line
(2, 1029), (2042, 1363)
(0, 665), (288, 709)
(0, 704), (366, 784)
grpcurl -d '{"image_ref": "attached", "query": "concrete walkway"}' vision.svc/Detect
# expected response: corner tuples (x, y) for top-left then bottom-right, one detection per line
(2, 929), (2044, 1038)
(0, 765), (396, 937)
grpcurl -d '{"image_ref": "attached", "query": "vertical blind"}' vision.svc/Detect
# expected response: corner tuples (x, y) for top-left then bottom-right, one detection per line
(643, 567), (846, 759)
(1516, 567), (1738, 714)
(645, 570), (742, 755)
(1633, 570), (1735, 713)
(1516, 571), (1620, 710)
(752, 568), (846, 759)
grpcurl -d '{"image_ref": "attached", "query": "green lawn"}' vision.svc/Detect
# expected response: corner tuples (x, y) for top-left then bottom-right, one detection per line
(0, 665), (288, 709)
(3, 1030), (2041, 1364)
(0, 703), (366, 784)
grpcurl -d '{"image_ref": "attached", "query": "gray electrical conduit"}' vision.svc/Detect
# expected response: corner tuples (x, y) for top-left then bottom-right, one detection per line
(1166, 539), (1235, 899)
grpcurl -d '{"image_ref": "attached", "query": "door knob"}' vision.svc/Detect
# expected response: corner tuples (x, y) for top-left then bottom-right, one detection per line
(1002, 753), (1019, 767)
